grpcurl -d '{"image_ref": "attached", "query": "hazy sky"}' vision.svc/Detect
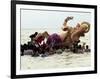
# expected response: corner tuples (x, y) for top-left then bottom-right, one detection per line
(21, 9), (91, 29)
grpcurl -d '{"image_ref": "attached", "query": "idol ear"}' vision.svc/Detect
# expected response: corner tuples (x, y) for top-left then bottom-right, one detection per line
(80, 22), (90, 33)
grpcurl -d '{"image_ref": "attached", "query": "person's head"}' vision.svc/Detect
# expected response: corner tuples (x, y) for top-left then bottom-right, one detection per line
(86, 45), (89, 49)
(34, 32), (38, 36)
(78, 45), (82, 49)
(34, 33), (41, 40)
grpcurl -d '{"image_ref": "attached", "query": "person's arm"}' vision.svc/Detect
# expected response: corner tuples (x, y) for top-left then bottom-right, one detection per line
(62, 16), (73, 31)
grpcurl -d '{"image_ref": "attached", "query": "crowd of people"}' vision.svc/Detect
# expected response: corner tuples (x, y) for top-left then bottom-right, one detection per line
(21, 32), (90, 57)
(21, 16), (91, 57)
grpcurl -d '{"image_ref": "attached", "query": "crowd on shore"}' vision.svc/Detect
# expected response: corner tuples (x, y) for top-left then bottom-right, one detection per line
(21, 31), (90, 57)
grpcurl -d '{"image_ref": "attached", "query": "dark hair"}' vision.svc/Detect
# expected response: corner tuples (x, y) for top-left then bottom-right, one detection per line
(78, 45), (82, 49)
(30, 32), (38, 38)
(35, 32), (38, 35)
(77, 40), (80, 43)
(86, 45), (89, 49)
(23, 43), (28, 50)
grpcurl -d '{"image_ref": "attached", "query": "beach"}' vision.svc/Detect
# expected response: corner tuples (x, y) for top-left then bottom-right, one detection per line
(21, 52), (91, 70)
(21, 28), (91, 70)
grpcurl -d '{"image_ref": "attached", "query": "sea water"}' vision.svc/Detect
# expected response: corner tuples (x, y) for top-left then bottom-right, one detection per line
(21, 28), (91, 70)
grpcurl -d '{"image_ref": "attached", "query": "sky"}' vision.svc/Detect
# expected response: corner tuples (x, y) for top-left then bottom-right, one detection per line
(21, 9), (91, 29)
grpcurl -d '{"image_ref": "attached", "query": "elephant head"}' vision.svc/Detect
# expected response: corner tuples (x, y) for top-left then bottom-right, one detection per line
(71, 21), (90, 43)
(80, 21), (90, 33)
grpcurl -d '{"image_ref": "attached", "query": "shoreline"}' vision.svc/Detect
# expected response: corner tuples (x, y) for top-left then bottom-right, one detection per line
(21, 51), (91, 70)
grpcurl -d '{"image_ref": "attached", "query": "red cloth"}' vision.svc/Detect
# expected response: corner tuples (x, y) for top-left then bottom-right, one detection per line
(35, 36), (44, 44)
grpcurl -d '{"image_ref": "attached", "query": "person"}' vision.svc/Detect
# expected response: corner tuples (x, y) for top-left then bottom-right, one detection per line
(85, 45), (90, 52)
(29, 32), (38, 40)
(28, 32), (38, 46)
(21, 44), (24, 56)
(31, 40), (40, 57)
(27, 32), (38, 53)
(77, 45), (83, 53)
(72, 42), (78, 53)
(20, 43), (28, 56)
(82, 42), (86, 52)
